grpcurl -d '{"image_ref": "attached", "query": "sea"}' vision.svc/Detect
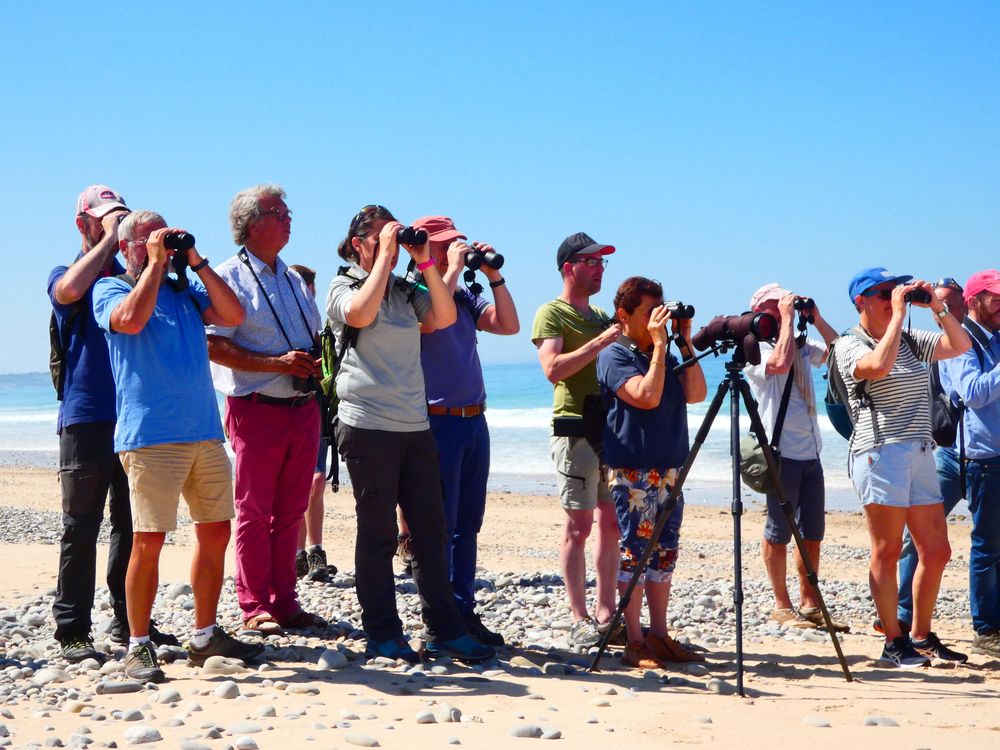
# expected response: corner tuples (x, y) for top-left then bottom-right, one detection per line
(0, 360), (858, 511)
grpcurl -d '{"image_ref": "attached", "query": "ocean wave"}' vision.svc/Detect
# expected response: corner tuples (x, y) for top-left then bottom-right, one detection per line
(0, 411), (58, 424)
(486, 408), (552, 429)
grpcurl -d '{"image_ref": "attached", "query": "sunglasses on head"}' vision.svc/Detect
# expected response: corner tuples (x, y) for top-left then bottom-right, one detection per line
(349, 204), (389, 235)
(933, 277), (963, 292)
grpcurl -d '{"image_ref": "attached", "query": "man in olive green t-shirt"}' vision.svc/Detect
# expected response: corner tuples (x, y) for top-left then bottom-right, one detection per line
(531, 232), (622, 648)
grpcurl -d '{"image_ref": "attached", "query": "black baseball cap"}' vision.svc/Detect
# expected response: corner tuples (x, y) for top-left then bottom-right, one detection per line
(556, 232), (616, 270)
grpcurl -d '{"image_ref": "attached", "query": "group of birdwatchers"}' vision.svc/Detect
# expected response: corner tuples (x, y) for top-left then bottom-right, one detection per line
(47, 182), (1000, 682)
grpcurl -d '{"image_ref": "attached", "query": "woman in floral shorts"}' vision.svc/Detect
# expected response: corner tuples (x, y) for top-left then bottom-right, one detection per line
(597, 277), (707, 668)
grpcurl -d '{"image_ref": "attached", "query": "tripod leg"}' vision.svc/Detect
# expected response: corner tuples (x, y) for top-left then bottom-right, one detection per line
(729, 374), (746, 697)
(737, 378), (853, 683)
(588, 377), (730, 672)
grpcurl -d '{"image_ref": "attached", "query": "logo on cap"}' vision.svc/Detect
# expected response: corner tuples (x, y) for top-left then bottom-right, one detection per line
(99, 190), (117, 200)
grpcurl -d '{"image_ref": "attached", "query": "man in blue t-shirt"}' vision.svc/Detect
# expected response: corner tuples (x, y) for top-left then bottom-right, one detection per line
(92, 209), (261, 683)
(411, 215), (520, 647)
(46, 185), (178, 663)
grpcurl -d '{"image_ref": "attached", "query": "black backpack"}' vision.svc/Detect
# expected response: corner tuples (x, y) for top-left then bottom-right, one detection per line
(49, 304), (82, 401)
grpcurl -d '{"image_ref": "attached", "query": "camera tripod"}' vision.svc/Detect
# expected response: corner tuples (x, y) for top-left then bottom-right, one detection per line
(588, 346), (852, 694)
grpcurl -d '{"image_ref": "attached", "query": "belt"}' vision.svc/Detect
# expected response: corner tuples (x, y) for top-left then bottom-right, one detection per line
(427, 403), (486, 418)
(235, 393), (314, 407)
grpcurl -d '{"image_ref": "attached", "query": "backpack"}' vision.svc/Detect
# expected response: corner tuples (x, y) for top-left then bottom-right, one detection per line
(318, 268), (366, 445)
(49, 304), (82, 400)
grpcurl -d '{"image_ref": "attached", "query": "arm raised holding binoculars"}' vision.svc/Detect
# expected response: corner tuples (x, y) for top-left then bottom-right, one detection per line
(672, 311), (707, 403)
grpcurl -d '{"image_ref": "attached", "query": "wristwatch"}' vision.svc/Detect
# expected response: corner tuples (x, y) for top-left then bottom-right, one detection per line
(935, 303), (949, 319)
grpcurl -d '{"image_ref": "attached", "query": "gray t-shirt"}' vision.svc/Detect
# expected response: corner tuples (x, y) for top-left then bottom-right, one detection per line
(836, 328), (941, 453)
(325, 263), (432, 432)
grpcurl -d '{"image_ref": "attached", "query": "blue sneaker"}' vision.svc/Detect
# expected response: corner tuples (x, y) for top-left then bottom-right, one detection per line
(425, 634), (495, 664)
(366, 637), (420, 664)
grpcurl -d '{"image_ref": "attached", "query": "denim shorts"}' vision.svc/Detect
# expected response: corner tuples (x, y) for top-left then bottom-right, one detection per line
(849, 439), (943, 508)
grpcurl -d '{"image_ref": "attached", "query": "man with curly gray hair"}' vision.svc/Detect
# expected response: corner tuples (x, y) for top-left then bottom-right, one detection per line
(207, 185), (326, 635)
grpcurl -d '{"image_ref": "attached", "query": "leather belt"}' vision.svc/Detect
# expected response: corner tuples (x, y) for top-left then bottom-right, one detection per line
(235, 393), (315, 407)
(427, 403), (486, 418)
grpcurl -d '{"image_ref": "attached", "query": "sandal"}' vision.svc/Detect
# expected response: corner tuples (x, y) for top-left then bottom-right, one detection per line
(769, 607), (817, 629)
(243, 613), (282, 635)
(279, 609), (328, 630)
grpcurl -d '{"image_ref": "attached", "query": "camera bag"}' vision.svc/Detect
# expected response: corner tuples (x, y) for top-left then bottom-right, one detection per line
(739, 362), (795, 494)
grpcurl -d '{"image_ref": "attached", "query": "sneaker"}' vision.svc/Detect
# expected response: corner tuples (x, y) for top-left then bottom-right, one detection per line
(971, 630), (1000, 658)
(463, 611), (505, 647)
(769, 607), (817, 629)
(646, 632), (706, 663)
(911, 631), (968, 664)
(306, 546), (335, 582)
(396, 534), (414, 576)
(799, 606), (851, 633)
(124, 642), (165, 683)
(879, 636), (931, 669)
(425, 633), (496, 664)
(873, 617), (910, 636)
(60, 634), (101, 664)
(621, 641), (662, 669)
(295, 549), (308, 579)
(569, 617), (602, 647)
(109, 620), (181, 648)
(186, 626), (265, 667)
(366, 637), (421, 664)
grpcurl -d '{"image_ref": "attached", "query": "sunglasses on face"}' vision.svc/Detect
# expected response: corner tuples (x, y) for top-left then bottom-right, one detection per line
(260, 209), (293, 222)
(862, 288), (896, 301)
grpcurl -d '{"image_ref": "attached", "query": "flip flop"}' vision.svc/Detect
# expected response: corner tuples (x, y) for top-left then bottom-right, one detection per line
(243, 613), (282, 635)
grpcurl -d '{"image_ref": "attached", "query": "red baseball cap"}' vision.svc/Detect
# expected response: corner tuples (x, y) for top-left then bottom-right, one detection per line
(76, 185), (127, 218)
(964, 270), (1000, 301)
(412, 215), (466, 244)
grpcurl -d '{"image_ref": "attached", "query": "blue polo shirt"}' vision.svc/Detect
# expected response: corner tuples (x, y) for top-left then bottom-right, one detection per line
(597, 341), (689, 470)
(421, 289), (489, 407)
(47, 257), (125, 433)
(92, 276), (222, 452)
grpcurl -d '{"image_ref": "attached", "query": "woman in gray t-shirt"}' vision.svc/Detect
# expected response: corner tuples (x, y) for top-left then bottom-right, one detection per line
(326, 205), (493, 665)
(840, 267), (970, 668)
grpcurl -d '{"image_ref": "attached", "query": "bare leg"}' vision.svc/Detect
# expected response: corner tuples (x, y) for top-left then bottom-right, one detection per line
(763, 539), (793, 609)
(644, 578), (671, 639)
(304, 471), (325, 548)
(125, 532), (165, 639)
(191, 520), (231, 629)
(594, 502), (621, 624)
(619, 581), (645, 643)
(561, 508), (595, 621)
(796, 539), (822, 609)
(907, 503), (951, 640)
(863, 505), (907, 641)
(397, 506), (411, 538)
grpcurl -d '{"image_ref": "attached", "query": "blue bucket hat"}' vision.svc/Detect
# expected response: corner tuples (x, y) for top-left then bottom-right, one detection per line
(848, 267), (913, 301)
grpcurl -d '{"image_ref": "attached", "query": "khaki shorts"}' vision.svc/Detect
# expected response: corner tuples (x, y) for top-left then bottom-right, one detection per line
(120, 440), (235, 532)
(550, 435), (613, 511)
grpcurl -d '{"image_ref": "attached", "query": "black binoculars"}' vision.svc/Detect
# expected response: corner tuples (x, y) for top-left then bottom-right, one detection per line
(904, 288), (932, 304)
(793, 297), (815, 311)
(464, 247), (504, 271)
(291, 345), (322, 394)
(664, 301), (695, 319)
(396, 226), (428, 246)
(164, 232), (196, 251)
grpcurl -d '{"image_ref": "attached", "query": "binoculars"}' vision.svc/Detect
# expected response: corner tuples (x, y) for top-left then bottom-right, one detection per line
(396, 226), (428, 246)
(464, 247), (504, 271)
(664, 301), (695, 319)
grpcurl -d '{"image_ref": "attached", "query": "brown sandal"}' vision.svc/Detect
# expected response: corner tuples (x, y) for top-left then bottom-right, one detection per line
(244, 613), (282, 634)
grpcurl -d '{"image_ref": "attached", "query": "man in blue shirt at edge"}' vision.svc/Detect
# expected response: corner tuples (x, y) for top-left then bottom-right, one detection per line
(937, 269), (1000, 658)
(410, 215), (520, 647)
(47, 185), (178, 662)
(92, 209), (260, 683)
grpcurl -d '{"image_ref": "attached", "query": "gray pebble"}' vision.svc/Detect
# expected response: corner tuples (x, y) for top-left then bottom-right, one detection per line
(96, 681), (143, 695)
(234, 738), (258, 750)
(414, 710), (436, 725)
(344, 733), (380, 747)
(120, 710), (143, 722)
(122, 726), (161, 745)
(693, 716), (712, 724)
(510, 724), (543, 738)
(863, 716), (899, 727)
(226, 722), (262, 735)
(214, 681), (240, 700)
(318, 649), (348, 669)
(254, 705), (276, 718)
(179, 743), (211, 750)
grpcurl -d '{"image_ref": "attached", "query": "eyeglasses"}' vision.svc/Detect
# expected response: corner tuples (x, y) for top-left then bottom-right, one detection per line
(126, 238), (148, 247)
(260, 209), (293, 222)
(862, 288), (895, 300)
(933, 277), (963, 292)
(571, 257), (609, 269)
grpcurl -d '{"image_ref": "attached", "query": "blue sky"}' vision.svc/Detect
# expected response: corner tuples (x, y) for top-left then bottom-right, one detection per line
(2, 1), (998, 373)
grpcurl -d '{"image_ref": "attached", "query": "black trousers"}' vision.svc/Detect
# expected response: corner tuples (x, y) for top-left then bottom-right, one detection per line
(52, 422), (132, 640)
(336, 423), (466, 643)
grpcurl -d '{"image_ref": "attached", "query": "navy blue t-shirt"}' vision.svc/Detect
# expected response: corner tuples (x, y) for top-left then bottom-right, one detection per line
(47, 257), (124, 433)
(597, 341), (689, 470)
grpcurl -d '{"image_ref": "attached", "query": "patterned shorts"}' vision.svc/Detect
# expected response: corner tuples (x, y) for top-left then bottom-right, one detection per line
(608, 467), (684, 584)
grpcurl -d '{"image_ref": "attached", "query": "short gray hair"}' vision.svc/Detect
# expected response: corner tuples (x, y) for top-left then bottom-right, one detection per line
(119, 210), (165, 242)
(229, 184), (286, 245)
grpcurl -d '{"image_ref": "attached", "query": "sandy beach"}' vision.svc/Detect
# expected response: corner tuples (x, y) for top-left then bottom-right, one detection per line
(0, 466), (998, 749)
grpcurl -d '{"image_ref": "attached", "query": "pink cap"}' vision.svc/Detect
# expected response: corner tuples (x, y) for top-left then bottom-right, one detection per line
(964, 270), (1000, 301)
(76, 185), (127, 218)
(749, 282), (792, 311)
(412, 215), (466, 244)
